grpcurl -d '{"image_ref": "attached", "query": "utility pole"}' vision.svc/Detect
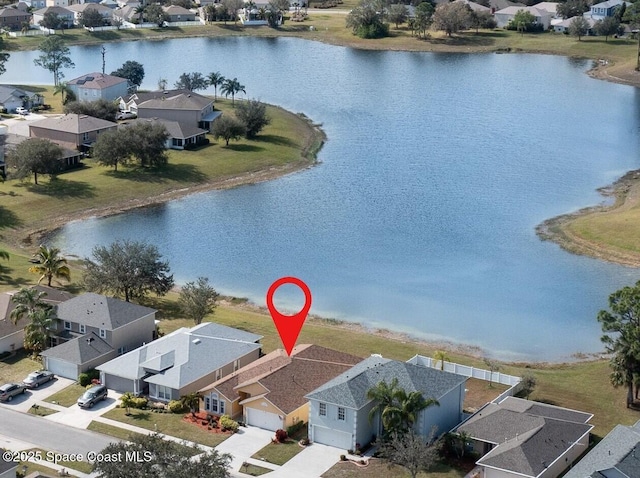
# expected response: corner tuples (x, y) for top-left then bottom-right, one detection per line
(101, 46), (106, 75)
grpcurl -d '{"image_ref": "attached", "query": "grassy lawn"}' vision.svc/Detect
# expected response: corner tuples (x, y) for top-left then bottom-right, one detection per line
(17, 461), (78, 478)
(27, 448), (93, 474)
(322, 458), (467, 478)
(87, 420), (147, 441)
(251, 427), (307, 465)
(0, 348), (43, 384)
(101, 408), (230, 448)
(27, 404), (59, 417)
(44, 383), (87, 407)
(239, 463), (273, 476)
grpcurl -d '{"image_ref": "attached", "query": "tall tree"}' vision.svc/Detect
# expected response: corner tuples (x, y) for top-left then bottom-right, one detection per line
(207, 71), (225, 99)
(432, 2), (471, 36)
(33, 36), (74, 86)
(378, 430), (439, 478)
(235, 99), (270, 138)
(211, 115), (246, 145)
(10, 287), (50, 325)
(220, 77), (246, 105)
(598, 280), (640, 407)
(569, 16), (590, 41)
(396, 389), (438, 432)
(413, 2), (434, 38)
(79, 8), (106, 27)
(387, 4), (407, 29)
(367, 378), (400, 435)
(83, 240), (174, 302)
(28, 244), (71, 287)
(557, 0), (590, 19)
(91, 129), (132, 172)
(346, 0), (388, 38)
(146, 4), (168, 26)
(23, 307), (55, 354)
(6, 138), (63, 185)
(174, 72), (208, 91)
(93, 432), (231, 478)
(39, 11), (63, 30)
(53, 82), (75, 105)
(111, 60), (145, 92)
(594, 16), (621, 42)
(178, 276), (219, 325)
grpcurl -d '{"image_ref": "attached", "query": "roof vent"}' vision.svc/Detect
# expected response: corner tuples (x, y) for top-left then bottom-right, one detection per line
(192, 338), (201, 345)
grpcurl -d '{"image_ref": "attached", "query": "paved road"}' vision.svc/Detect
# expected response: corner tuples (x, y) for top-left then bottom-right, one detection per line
(0, 406), (118, 456)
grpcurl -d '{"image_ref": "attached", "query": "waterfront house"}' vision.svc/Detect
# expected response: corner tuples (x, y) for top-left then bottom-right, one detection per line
(494, 6), (553, 29)
(66, 3), (113, 24)
(162, 4), (196, 22)
(135, 90), (220, 132)
(0, 7), (32, 30)
(120, 117), (208, 150)
(68, 72), (128, 103)
(590, 0), (630, 20)
(32, 6), (74, 28)
(29, 114), (117, 152)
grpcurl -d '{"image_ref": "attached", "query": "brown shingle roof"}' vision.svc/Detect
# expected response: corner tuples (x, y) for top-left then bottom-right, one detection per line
(68, 72), (126, 89)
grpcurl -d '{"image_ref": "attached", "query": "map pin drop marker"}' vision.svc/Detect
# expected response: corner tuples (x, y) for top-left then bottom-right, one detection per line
(266, 277), (312, 356)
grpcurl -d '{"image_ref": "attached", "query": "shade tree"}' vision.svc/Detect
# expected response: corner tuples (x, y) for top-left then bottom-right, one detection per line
(64, 98), (119, 122)
(346, 0), (388, 38)
(111, 60), (145, 92)
(235, 99), (270, 138)
(594, 16), (621, 41)
(569, 15), (590, 40)
(7, 138), (63, 185)
(378, 429), (440, 478)
(211, 115), (246, 145)
(178, 276), (220, 325)
(79, 8), (107, 27)
(432, 2), (472, 36)
(557, 0), (590, 19)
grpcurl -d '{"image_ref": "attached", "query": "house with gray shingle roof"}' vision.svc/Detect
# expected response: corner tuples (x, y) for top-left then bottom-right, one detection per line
(305, 356), (468, 450)
(456, 396), (593, 478)
(0, 449), (17, 478)
(40, 293), (157, 380)
(120, 117), (208, 150)
(97, 322), (263, 401)
(136, 91), (219, 132)
(29, 113), (117, 151)
(564, 420), (640, 478)
(0, 85), (43, 113)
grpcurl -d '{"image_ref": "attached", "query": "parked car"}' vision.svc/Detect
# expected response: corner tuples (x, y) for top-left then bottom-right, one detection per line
(0, 383), (26, 402)
(22, 370), (55, 389)
(116, 111), (137, 120)
(15, 107), (28, 115)
(77, 384), (107, 409)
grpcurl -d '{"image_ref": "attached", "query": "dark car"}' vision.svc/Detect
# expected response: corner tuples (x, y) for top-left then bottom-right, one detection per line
(22, 370), (55, 389)
(0, 383), (26, 402)
(77, 384), (107, 408)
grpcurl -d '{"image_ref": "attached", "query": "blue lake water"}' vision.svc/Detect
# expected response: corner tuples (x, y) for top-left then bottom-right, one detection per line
(5, 37), (640, 360)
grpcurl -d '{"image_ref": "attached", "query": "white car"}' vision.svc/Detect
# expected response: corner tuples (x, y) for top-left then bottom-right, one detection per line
(15, 107), (28, 115)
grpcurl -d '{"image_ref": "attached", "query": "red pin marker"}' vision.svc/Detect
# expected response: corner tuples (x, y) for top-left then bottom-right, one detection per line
(266, 277), (312, 356)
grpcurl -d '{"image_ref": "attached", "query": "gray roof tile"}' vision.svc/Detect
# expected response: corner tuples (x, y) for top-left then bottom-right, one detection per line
(54, 293), (155, 330)
(40, 331), (113, 364)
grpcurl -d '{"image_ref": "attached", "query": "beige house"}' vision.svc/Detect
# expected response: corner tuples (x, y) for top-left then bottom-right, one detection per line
(32, 6), (74, 28)
(162, 4), (196, 22)
(136, 91), (220, 131)
(29, 114), (117, 151)
(199, 344), (363, 431)
(66, 3), (113, 25)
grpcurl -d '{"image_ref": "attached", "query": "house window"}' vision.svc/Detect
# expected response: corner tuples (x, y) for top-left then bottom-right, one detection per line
(219, 400), (225, 415)
(338, 407), (345, 421)
(157, 385), (171, 401)
(117, 346), (125, 355)
(205, 397), (211, 411)
(319, 403), (327, 417)
(82, 132), (89, 141)
(211, 393), (219, 413)
(64, 321), (71, 330)
(99, 329), (106, 339)
(79, 324), (86, 334)
(215, 369), (221, 380)
(234, 359), (240, 371)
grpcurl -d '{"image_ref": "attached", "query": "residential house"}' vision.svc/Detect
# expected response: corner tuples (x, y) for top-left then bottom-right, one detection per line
(0, 450), (17, 478)
(32, 6), (75, 28)
(29, 114), (118, 151)
(20, 0), (47, 9)
(590, 0), (629, 20)
(305, 356), (468, 450)
(564, 420), (640, 478)
(494, 5), (553, 29)
(66, 3), (113, 24)
(200, 344), (362, 432)
(45, 0), (72, 8)
(40, 293), (157, 379)
(120, 117), (208, 150)
(68, 72), (128, 102)
(162, 4), (196, 22)
(112, 4), (138, 22)
(0, 85), (43, 113)
(452, 0), (490, 13)
(117, 89), (193, 114)
(0, 7), (32, 30)
(553, 14), (596, 32)
(97, 322), (262, 401)
(455, 396), (593, 478)
(0, 286), (74, 355)
(136, 90), (221, 131)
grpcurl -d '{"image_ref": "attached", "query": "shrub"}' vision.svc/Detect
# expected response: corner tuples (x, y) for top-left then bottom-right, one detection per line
(275, 429), (288, 443)
(132, 397), (148, 409)
(168, 400), (186, 413)
(78, 369), (100, 386)
(340, 454), (347, 461)
(286, 420), (306, 437)
(220, 415), (239, 433)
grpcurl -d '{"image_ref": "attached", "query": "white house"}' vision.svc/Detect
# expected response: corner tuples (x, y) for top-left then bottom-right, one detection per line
(494, 5), (553, 29)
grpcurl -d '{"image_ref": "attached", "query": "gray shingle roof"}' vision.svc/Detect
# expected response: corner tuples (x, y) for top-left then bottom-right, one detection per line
(0, 449), (17, 474)
(97, 322), (262, 390)
(54, 293), (155, 330)
(458, 397), (593, 478)
(305, 356), (467, 409)
(565, 421), (640, 478)
(30, 114), (117, 134)
(138, 92), (213, 111)
(40, 332), (113, 364)
(122, 118), (207, 140)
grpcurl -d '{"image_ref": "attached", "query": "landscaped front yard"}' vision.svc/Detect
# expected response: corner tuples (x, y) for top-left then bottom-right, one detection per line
(251, 428), (307, 466)
(0, 349), (43, 385)
(44, 383), (87, 407)
(101, 407), (231, 448)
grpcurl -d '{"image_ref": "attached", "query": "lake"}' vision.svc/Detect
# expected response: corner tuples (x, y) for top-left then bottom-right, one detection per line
(5, 36), (640, 361)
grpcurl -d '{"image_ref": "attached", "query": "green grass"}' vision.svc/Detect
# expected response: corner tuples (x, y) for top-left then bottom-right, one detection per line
(0, 348), (43, 384)
(251, 427), (307, 465)
(101, 408), (231, 448)
(322, 458), (468, 478)
(27, 404), (59, 416)
(239, 463), (273, 476)
(17, 461), (78, 478)
(27, 448), (94, 474)
(87, 420), (148, 441)
(44, 383), (87, 407)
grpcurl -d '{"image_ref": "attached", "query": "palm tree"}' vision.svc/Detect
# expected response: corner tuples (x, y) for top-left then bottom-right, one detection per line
(10, 287), (50, 325)
(367, 378), (399, 435)
(396, 389), (438, 432)
(0, 249), (9, 262)
(180, 392), (201, 417)
(53, 82), (74, 105)
(28, 245), (71, 287)
(220, 78), (246, 106)
(135, 2), (145, 23)
(23, 307), (55, 354)
(207, 71), (225, 100)
(120, 392), (135, 415)
(433, 350), (449, 371)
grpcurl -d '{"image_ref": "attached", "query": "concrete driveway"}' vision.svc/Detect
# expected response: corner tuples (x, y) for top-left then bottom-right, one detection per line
(0, 377), (74, 412)
(271, 442), (343, 478)
(0, 112), (57, 136)
(45, 391), (122, 429)
(214, 426), (273, 473)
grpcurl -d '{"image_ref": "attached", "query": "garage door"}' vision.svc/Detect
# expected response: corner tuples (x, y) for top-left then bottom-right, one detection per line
(312, 425), (353, 450)
(45, 358), (78, 380)
(245, 408), (284, 431)
(102, 374), (135, 394)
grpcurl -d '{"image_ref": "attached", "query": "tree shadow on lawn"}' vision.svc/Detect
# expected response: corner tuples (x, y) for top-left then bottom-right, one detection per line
(0, 206), (23, 229)
(105, 163), (207, 184)
(254, 134), (296, 148)
(223, 144), (265, 153)
(129, 411), (152, 421)
(0, 268), (31, 289)
(24, 178), (96, 199)
(139, 296), (183, 321)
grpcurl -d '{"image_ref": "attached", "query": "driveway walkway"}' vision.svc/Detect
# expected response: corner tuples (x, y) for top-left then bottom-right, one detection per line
(214, 426), (273, 472)
(0, 112), (53, 136)
(44, 391), (122, 430)
(0, 377), (74, 413)
(270, 442), (343, 478)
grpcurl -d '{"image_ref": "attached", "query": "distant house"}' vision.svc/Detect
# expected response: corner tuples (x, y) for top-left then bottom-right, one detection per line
(0, 450), (17, 478)
(162, 4), (196, 22)
(136, 90), (220, 132)
(121, 117), (208, 150)
(0, 7), (32, 30)
(66, 3), (113, 24)
(0, 85), (43, 113)
(564, 419), (640, 478)
(553, 15), (596, 33)
(32, 6), (74, 28)
(68, 72), (128, 103)
(452, 0), (490, 13)
(590, 0), (629, 19)
(306, 356), (468, 450)
(494, 6), (553, 29)
(112, 4), (137, 22)
(200, 344), (363, 431)
(45, 0), (72, 7)
(40, 293), (157, 380)
(98, 322), (262, 401)
(117, 89), (193, 114)
(0, 286), (74, 355)
(29, 113), (118, 151)
(456, 396), (593, 478)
